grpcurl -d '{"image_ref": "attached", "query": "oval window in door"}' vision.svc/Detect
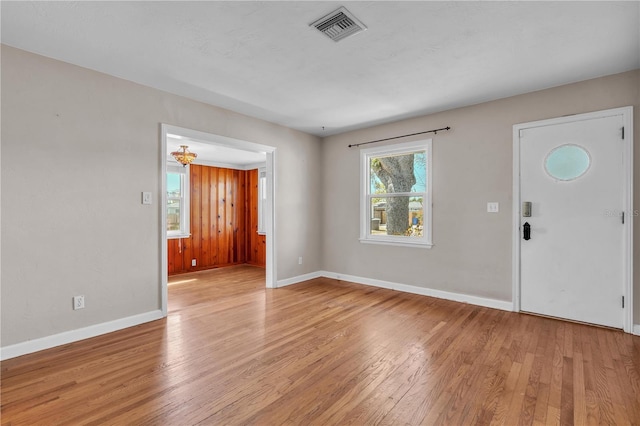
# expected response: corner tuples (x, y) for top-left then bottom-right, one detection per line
(544, 144), (591, 181)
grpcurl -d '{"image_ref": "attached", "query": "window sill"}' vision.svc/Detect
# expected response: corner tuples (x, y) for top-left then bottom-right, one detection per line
(168, 233), (190, 240)
(359, 238), (433, 249)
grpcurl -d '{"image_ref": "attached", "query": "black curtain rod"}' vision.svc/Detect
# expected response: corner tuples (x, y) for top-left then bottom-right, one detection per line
(347, 126), (451, 148)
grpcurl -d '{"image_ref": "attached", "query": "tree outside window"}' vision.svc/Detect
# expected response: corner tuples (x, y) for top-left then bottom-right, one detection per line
(361, 140), (432, 247)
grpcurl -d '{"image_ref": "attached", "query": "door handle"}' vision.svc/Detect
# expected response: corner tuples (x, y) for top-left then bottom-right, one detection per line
(523, 222), (531, 240)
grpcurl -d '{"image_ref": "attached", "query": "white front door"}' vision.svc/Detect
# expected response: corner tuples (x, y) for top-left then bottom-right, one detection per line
(518, 111), (628, 328)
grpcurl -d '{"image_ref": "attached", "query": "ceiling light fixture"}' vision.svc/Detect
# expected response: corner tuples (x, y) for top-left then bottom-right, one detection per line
(171, 145), (197, 167)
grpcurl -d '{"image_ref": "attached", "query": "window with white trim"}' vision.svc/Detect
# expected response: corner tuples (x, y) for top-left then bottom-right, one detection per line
(167, 165), (190, 239)
(257, 167), (267, 235)
(360, 139), (432, 247)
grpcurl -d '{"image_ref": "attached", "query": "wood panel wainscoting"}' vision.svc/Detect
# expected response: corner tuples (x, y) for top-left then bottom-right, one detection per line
(2, 266), (639, 424)
(168, 166), (265, 275)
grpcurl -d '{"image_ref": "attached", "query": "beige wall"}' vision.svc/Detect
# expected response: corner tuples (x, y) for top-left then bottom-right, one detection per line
(2, 45), (639, 352)
(321, 70), (640, 321)
(1, 46), (322, 347)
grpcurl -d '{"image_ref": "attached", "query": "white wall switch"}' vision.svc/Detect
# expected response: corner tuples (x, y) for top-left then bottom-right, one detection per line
(487, 202), (499, 213)
(142, 192), (152, 205)
(298, 256), (303, 265)
(191, 259), (197, 267)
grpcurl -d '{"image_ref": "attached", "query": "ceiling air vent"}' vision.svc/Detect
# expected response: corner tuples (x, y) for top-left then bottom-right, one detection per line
(310, 7), (367, 42)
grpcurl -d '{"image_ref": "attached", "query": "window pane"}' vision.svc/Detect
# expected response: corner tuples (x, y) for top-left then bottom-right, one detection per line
(166, 167), (190, 237)
(370, 196), (424, 237)
(167, 173), (181, 197)
(544, 144), (590, 181)
(412, 152), (426, 192)
(260, 176), (267, 200)
(258, 169), (267, 233)
(167, 199), (181, 231)
(370, 151), (426, 194)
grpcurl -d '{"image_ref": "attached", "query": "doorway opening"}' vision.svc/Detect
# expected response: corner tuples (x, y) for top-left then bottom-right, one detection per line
(160, 124), (277, 315)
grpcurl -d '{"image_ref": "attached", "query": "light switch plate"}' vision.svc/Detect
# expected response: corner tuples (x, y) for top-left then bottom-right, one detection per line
(487, 202), (499, 213)
(142, 192), (152, 205)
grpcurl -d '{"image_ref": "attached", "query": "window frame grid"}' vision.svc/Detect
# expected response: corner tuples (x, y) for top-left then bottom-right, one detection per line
(167, 164), (191, 239)
(258, 167), (267, 235)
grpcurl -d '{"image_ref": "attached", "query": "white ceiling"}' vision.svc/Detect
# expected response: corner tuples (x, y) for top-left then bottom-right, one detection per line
(167, 135), (266, 168)
(2, 2), (639, 137)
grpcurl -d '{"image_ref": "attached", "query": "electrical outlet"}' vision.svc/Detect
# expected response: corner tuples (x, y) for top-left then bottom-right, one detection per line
(73, 295), (85, 310)
(298, 256), (303, 265)
(487, 202), (499, 213)
(191, 259), (197, 267)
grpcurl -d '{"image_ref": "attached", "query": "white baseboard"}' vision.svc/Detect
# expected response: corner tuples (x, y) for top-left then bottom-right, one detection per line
(0, 309), (165, 361)
(276, 271), (324, 288)
(634, 324), (640, 336)
(318, 271), (513, 312)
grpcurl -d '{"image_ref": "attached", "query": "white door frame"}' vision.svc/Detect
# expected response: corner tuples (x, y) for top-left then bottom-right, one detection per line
(512, 106), (634, 333)
(160, 124), (278, 316)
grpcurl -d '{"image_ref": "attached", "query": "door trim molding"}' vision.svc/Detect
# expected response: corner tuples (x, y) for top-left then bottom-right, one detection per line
(512, 106), (634, 333)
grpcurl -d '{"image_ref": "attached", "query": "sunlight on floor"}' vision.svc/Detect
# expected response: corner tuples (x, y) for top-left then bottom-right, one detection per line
(168, 278), (197, 286)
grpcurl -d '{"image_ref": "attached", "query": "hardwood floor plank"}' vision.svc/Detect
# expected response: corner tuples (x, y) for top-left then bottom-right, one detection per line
(560, 356), (574, 426)
(456, 312), (512, 425)
(476, 336), (520, 425)
(572, 352), (587, 426)
(429, 309), (505, 425)
(2, 266), (639, 425)
(573, 325), (598, 425)
(545, 324), (565, 424)
(505, 352), (535, 425)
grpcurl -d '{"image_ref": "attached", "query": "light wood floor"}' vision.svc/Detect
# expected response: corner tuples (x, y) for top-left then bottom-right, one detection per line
(2, 265), (639, 425)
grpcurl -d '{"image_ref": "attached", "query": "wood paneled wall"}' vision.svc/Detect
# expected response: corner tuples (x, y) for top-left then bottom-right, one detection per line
(168, 165), (265, 275)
